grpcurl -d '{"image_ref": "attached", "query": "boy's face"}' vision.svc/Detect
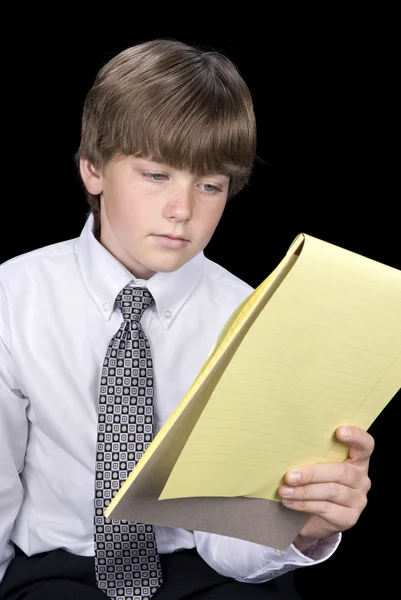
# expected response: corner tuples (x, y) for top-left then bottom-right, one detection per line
(80, 155), (229, 279)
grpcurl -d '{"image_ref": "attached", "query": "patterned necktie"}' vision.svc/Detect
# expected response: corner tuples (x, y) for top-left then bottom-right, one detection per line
(94, 286), (163, 599)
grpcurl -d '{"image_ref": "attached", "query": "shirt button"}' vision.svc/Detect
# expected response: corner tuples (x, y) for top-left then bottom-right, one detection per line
(164, 310), (172, 319)
(102, 303), (109, 312)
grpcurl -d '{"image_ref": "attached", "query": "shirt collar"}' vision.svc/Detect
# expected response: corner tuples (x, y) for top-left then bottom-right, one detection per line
(76, 213), (205, 329)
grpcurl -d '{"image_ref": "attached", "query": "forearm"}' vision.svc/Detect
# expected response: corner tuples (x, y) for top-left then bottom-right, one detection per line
(0, 483), (24, 583)
(194, 530), (341, 584)
(0, 315), (29, 583)
(292, 534), (319, 555)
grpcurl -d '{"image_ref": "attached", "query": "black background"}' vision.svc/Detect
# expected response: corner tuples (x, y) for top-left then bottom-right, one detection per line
(1, 18), (398, 599)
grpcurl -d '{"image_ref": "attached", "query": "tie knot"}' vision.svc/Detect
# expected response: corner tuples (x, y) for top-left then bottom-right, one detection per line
(115, 287), (154, 322)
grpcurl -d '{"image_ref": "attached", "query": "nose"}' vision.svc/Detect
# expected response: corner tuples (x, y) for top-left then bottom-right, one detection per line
(164, 184), (194, 222)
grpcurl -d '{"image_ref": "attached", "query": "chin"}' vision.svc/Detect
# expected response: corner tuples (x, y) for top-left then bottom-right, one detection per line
(153, 261), (187, 273)
(150, 256), (190, 273)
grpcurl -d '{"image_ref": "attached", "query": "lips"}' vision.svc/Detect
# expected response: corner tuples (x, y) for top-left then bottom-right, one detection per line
(157, 234), (188, 241)
(152, 234), (189, 249)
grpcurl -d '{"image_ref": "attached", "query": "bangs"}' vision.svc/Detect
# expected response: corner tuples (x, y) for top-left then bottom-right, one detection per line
(120, 110), (253, 180)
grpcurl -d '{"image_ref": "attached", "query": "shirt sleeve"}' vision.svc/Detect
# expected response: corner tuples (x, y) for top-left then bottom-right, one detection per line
(0, 284), (29, 583)
(194, 530), (341, 583)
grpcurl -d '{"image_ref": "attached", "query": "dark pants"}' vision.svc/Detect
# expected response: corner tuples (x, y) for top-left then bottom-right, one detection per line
(0, 546), (303, 600)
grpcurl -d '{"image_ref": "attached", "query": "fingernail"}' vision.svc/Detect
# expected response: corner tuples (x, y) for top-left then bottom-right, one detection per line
(340, 427), (350, 439)
(281, 486), (294, 496)
(287, 471), (301, 484)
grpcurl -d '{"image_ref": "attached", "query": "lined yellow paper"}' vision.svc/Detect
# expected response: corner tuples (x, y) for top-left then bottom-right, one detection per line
(158, 234), (401, 501)
(106, 233), (401, 522)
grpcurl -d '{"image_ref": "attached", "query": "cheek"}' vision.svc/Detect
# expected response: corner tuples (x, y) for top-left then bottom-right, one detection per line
(205, 203), (226, 229)
(107, 184), (140, 218)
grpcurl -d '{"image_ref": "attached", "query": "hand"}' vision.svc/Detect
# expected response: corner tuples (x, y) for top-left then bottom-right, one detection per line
(277, 426), (374, 549)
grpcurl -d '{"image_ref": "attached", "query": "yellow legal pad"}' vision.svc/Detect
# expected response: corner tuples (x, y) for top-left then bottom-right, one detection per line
(105, 233), (401, 548)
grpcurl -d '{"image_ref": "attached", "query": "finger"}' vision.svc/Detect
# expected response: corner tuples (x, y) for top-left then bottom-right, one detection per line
(336, 426), (375, 464)
(278, 481), (360, 508)
(284, 461), (363, 489)
(282, 499), (361, 530)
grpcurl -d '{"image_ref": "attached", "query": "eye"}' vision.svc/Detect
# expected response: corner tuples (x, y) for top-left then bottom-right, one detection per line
(200, 183), (223, 193)
(143, 172), (168, 182)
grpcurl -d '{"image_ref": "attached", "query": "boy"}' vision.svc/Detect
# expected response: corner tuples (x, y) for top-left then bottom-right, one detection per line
(0, 39), (373, 600)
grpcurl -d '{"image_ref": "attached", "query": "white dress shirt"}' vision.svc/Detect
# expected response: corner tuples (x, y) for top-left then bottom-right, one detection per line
(0, 213), (340, 585)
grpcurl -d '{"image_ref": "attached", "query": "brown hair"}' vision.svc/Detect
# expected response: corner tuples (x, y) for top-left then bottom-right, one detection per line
(77, 39), (257, 218)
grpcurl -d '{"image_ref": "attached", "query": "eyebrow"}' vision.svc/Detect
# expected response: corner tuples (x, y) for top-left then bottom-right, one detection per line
(133, 157), (230, 181)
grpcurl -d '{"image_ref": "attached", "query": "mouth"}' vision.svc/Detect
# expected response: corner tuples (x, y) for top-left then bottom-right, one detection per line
(157, 234), (188, 241)
(152, 234), (190, 249)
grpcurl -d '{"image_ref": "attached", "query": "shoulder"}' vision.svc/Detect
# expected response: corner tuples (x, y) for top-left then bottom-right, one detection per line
(201, 255), (254, 308)
(0, 237), (78, 293)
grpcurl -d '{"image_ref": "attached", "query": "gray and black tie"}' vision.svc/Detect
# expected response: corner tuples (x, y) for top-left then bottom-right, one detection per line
(94, 286), (163, 599)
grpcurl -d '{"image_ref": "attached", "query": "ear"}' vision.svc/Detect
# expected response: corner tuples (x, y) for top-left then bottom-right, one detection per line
(79, 158), (104, 195)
